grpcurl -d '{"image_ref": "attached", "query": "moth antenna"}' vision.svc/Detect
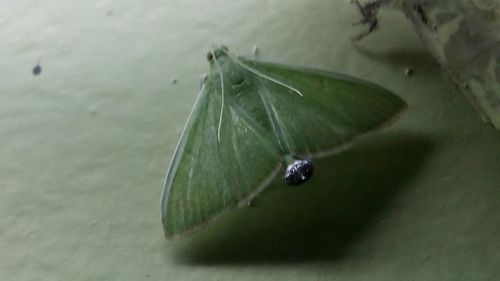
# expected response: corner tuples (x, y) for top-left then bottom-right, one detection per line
(210, 47), (225, 143)
(219, 48), (303, 97)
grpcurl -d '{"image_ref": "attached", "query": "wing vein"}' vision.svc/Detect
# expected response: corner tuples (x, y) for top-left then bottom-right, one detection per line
(213, 52), (225, 143)
(256, 84), (295, 153)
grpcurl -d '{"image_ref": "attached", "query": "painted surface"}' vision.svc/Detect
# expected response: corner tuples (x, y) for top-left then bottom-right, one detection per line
(1, 1), (498, 280)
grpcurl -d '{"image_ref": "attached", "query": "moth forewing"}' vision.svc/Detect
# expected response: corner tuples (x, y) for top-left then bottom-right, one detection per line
(161, 84), (209, 237)
(162, 51), (283, 239)
(237, 58), (407, 157)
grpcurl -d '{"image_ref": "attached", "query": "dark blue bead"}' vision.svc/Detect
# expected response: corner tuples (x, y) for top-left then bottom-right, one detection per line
(283, 159), (314, 186)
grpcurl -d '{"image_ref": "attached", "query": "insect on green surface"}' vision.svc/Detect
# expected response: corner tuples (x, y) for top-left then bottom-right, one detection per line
(161, 46), (407, 239)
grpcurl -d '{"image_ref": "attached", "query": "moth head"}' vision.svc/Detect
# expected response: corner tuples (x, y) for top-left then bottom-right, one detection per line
(207, 45), (229, 63)
(206, 46), (249, 90)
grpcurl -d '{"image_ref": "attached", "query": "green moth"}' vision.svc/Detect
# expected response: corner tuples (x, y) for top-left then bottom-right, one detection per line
(161, 46), (406, 239)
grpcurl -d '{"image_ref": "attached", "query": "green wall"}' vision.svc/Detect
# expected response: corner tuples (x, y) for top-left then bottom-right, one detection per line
(1, 1), (498, 280)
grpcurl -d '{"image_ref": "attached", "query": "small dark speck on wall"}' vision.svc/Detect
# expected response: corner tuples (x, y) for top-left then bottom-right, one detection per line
(33, 64), (42, 76)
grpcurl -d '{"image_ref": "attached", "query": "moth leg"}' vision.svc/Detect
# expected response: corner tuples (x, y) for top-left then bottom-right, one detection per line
(352, 0), (389, 41)
(414, 4), (428, 26)
(251, 45), (258, 58)
(199, 74), (208, 89)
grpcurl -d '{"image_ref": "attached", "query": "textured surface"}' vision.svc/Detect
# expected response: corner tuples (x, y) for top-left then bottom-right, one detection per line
(1, 1), (499, 280)
(390, 0), (500, 129)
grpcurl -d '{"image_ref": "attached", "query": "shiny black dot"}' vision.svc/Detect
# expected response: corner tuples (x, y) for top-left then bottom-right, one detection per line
(283, 159), (314, 186)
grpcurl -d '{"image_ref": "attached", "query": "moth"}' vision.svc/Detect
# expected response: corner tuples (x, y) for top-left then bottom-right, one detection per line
(161, 46), (406, 239)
